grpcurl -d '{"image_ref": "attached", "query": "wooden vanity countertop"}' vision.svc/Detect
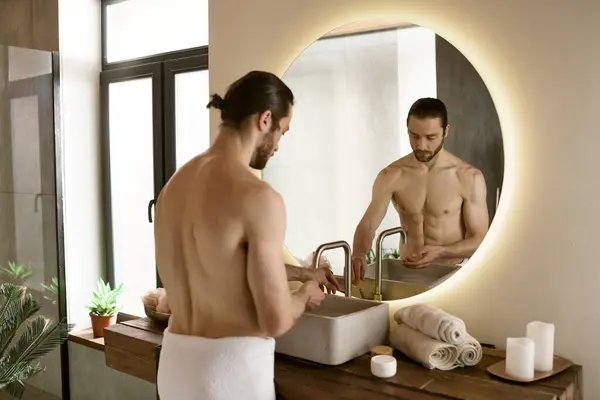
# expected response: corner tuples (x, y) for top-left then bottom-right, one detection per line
(103, 317), (582, 400)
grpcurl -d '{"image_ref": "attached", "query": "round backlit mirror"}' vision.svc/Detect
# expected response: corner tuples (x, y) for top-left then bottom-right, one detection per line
(263, 20), (504, 301)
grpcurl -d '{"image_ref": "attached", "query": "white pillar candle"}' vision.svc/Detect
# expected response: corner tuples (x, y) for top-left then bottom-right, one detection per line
(505, 337), (535, 380)
(526, 321), (555, 372)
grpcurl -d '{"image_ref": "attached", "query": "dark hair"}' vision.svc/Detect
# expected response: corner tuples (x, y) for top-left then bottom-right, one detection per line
(407, 97), (448, 128)
(206, 71), (294, 130)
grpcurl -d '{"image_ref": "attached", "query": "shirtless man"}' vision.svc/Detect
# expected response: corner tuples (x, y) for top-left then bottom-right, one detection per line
(154, 71), (339, 400)
(351, 97), (489, 283)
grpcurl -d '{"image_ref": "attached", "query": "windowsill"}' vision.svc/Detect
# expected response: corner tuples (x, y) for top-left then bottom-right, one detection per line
(67, 312), (142, 352)
(68, 328), (105, 352)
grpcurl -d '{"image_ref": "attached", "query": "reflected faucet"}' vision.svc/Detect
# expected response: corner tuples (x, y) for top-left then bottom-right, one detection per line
(312, 240), (352, 298)
(374, 226), (407, 301)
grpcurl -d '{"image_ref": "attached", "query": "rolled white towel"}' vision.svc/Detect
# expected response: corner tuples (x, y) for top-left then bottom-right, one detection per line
(302, 251), (330, 268)
(389, 323), (459, 371)
(142, 288), (171, 314)
(455, 334), (482, 367)
(394, 303), (467, 345)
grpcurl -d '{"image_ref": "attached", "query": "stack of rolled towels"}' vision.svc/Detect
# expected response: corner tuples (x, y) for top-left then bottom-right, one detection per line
(390, 303), (482, 371)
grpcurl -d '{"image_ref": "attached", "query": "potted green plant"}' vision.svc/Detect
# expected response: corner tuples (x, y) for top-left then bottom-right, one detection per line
(364, 247), (401, 264)
(383, 248), (400, 259)
(0, 282), (69, 399)
(366, 249), (376, 264)
(85, 279), (124, 338)
(0, 262), (35, 286)
(40, 277), (59, 305)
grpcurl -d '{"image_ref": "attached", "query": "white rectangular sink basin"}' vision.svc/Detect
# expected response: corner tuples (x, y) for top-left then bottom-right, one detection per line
(275, 294), (389, 365)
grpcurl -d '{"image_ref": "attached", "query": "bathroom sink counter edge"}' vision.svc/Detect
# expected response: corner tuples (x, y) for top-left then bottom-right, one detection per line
(100, 317), (582, 400)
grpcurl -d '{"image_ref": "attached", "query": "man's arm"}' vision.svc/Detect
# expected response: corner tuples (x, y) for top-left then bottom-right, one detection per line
(245, 186), (309, 337)
(284, 252), (330, 280)
(285, 260), (341, 294)
(441, 169), (489, 258)
(285, 264), (309, 281)
(352, 169), (396, 257)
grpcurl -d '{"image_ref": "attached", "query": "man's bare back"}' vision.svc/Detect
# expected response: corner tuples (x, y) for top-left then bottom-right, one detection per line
(154, 71), (326, 342)
(155, 71), (333, 400)
(156, 148), (328, 340)
(155, 153), (264, 338)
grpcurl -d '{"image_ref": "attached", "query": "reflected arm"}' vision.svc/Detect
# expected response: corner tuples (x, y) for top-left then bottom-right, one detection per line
(441, 170), (489, 258)
(352, 169), (395, 257)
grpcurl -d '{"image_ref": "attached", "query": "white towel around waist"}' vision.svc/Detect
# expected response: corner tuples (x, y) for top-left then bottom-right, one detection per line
(389, 323), (458, 371)
(394, 303), (467, 345)
(157, 328), (276, 400)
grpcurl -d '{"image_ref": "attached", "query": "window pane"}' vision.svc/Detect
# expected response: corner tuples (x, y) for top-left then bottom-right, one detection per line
(175, 69), (210, 168)
(108, 78), (156, 316)
(106, 0), (209, 63)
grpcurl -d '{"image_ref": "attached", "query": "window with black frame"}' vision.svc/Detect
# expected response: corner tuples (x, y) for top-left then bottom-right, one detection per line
(101, 0), (210, 316)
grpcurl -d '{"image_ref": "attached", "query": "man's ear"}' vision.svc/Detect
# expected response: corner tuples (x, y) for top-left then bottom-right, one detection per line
(444, 124), (450, 138)
(257, 110), (273, 133)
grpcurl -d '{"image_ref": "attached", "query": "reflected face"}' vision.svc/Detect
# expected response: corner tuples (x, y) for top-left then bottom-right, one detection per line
(407, 116), (448, 162)
(249, 107), (293, 169)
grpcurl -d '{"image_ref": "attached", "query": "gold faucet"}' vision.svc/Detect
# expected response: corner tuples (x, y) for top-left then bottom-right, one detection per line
(374, 226), (407, 301)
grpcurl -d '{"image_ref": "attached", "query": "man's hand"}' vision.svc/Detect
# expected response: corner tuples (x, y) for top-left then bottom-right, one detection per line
(351, 254), (367, 284)
(402, 245), (445, 268)
(299, 280), (326, 310)
(304, 265), (341, 294)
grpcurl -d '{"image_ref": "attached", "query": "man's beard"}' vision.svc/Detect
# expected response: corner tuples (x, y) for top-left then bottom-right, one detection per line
(414, 137), (444, 163)
(249, 131), (275, 170)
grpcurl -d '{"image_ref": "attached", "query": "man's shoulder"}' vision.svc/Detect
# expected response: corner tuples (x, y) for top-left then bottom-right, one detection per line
(441, 151), (479, 175)
(379, 155), (413, 179)
(243, 181), (286, 236)
(455, 162), (484, 180)
(243, 180), (285, 213)
(454, 163), (486, 193)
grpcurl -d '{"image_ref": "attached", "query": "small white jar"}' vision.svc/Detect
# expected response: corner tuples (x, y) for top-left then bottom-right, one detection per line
(370, 355), (397, 378)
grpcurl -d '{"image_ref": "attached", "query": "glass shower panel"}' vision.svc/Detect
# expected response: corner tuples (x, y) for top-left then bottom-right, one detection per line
(0, 44), (63, 399)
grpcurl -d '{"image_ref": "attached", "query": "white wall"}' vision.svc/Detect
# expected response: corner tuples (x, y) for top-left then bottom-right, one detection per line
(58, 0), (103, 328)
(396, 26), (437, 160)
(210, 0), (600, 397)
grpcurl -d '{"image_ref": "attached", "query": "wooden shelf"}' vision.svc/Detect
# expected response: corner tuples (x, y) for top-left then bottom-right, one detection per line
(101, 318), (583, 399)
(67, 312), (143, 352)
(68, 328), (105, 352)
(104, 319), (164, 383)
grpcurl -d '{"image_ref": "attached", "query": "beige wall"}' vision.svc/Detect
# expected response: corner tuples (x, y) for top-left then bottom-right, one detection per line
(210, 0), (600, 397)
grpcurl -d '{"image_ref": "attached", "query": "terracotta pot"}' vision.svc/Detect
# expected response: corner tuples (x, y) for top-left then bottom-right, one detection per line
(89, 312), (116, 338)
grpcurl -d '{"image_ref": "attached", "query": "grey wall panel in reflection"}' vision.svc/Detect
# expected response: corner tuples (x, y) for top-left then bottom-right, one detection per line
(435, 35), (504, 222)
